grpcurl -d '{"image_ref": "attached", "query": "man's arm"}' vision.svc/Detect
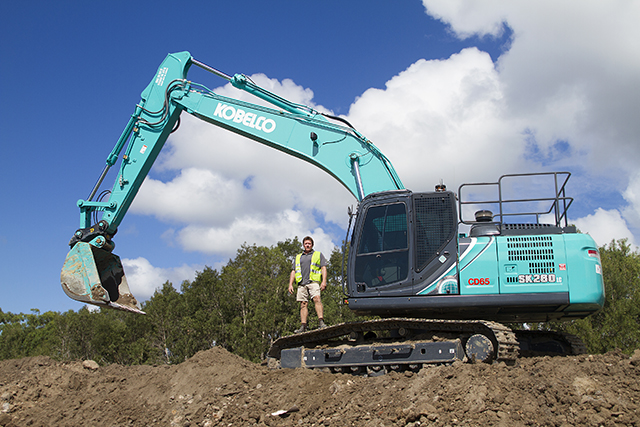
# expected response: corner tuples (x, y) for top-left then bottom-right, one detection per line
(288, 270), (296, 294)
(320, 266), (327, 291)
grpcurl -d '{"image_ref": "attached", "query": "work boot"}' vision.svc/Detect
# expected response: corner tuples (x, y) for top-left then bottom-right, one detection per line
(294, 324), (307, 334)
(318, 319), (327, 329)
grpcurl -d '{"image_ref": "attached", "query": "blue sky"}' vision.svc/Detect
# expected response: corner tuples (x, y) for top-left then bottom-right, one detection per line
(2, 1), (639, 315)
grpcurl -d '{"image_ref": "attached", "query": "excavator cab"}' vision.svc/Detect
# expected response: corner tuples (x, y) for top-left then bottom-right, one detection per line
(348, 189), (459, 301)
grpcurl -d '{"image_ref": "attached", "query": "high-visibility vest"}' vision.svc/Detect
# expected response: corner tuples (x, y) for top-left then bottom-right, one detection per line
(295, 251), (322, 284)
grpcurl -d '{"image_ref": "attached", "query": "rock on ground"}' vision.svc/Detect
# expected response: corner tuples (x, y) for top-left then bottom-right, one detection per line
(0, 348), (639, 426)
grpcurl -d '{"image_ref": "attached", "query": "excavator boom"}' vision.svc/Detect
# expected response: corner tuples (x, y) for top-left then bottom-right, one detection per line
(61, 51), (403, 312)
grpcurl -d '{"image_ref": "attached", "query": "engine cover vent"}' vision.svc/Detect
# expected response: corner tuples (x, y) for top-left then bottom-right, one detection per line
(501, 223), (564, 235)
(506, 236), (556, 274)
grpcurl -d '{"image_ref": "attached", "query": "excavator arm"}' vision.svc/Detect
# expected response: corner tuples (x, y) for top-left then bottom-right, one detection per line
(61, 51), (403, 313)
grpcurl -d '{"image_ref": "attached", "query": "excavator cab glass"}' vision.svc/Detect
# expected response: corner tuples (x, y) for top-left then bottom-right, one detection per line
(354, 202), (409, 288)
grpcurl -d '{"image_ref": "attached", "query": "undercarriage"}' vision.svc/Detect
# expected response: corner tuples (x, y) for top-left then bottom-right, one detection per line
(268, 318), (585, 373)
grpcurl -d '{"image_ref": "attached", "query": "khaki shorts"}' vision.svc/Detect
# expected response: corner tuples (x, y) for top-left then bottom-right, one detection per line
(296, 282), (321, 302)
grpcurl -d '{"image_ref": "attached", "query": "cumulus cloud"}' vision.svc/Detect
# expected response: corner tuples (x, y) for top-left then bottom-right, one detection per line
(121, 257), (200, 301)
(130, 1), (639, 266)
(421, 0), (640, 245)
(573, 209), (637, 248)
(133, 168), (246, 226)
(176, 209), (333, 256)
(348, 47), (523, 189)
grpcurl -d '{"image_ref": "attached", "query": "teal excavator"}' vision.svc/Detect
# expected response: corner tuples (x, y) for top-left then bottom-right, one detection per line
(62, 52), (605, 370)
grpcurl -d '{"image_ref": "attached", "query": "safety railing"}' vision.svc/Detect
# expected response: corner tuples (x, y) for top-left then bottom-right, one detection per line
(457, 172), (573, 227)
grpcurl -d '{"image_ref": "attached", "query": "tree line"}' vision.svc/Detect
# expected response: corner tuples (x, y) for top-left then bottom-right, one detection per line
(1, 238), (638, 365)
(0, 238), (362, 365)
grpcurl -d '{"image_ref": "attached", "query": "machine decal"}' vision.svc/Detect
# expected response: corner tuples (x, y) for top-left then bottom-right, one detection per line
(559, 263), (566, 270)
(416, 237), (490, 295)
(155, 67), (168, 86)
(416, 260), (457, 295)
(459, 236), (495, 273)
(213, 103), (276, 133)
(517, 274), (557, 283)
(437, 276), (458, 294)
(417, 265), (457, 295)
(468, 278), (491, 286)
(459, 238), (477, 264)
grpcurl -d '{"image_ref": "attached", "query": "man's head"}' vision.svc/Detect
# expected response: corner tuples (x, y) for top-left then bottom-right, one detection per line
(303, 236), (314, 253)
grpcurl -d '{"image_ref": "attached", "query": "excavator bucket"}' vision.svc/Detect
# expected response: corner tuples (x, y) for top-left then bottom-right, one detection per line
(61, 242), (145, 314)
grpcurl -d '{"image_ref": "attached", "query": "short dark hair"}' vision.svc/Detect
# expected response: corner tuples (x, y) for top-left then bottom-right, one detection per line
(303, 236), (314, 245)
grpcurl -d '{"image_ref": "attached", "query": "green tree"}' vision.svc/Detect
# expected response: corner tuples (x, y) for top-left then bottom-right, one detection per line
(0, 309), (62, 360)
(118, 306), (157, 364)
(50, 308), (96, 361)
(179, 267), (228, 358)
(220, 242), (298, 362)
(43, 307), (157, 365)
(550, 239), (640, 354)
(145, 282), (185, 363)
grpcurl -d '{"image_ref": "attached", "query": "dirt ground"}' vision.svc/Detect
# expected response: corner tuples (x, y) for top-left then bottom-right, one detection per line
(1, 347), (639, 427)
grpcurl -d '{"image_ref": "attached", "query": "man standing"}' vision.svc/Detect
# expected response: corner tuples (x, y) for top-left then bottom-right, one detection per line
(288, 236), (328, 333)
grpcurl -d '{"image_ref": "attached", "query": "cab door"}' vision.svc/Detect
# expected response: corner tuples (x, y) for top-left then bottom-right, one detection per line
(352, 198), (412, 296)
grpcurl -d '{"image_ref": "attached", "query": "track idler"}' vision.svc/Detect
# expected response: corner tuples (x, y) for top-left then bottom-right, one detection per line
(61, 239), (144, 314)
(465, 334), (496, 363)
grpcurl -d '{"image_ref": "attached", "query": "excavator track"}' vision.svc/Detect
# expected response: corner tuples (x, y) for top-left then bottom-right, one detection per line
(562, 332), (588, 354)
(514, 329), (588, 357)
(269, 318), (519, 370)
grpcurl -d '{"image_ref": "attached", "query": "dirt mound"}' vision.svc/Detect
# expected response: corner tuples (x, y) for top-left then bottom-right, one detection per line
(1, 347), (639, 426)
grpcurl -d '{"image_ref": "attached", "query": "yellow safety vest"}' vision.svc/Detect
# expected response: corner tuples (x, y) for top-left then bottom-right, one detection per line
(295, 251), (322, 284)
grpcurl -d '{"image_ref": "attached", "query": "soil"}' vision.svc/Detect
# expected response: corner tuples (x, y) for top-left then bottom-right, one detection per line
(1, 348), (639, 427)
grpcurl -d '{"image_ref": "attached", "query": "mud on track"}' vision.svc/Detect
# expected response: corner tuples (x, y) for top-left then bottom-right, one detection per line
(1, 347), (639, 426)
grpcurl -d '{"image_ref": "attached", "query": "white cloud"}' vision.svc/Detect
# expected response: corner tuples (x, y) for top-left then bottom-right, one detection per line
(121, 257), (200, 301)
(347, 47), (524, 190)
(622, 172), (640, 228)
(420, 0), (640, 243)
(130, 1), (640, 264)
(420, 0), (509, 38)
(177, 209), (334, 257)
(573, 208), (637, 248)
(133, 168), (246, 226)
(422, 0), (640, 172)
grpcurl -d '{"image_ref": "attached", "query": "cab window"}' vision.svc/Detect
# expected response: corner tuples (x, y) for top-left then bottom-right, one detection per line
(355, 203), (409, 287)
